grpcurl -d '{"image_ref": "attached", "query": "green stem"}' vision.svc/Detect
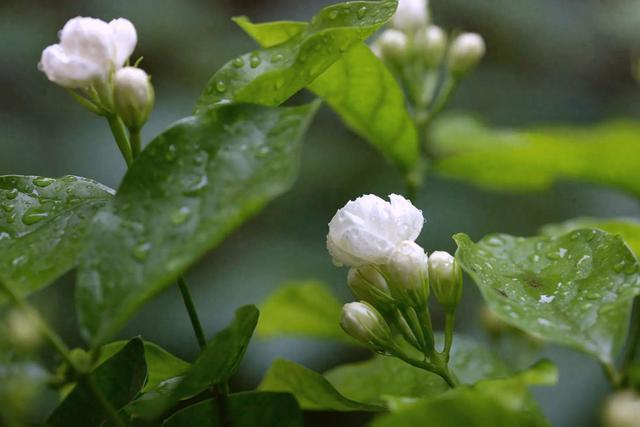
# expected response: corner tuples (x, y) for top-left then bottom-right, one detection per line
(0, 281), (125, 427)
(443, 311), (456, 362)
(394, 310), (421, 349)
(622, 297), (640, 384)
(400, 306), (426, 351)
(106, 115), (134, 167)
(177, 277), (207, 351)
(602, 361), (623, 389)
(416, 305), (436, 358)
(388, 346), (458, 388)
(129, 129), (142, 159)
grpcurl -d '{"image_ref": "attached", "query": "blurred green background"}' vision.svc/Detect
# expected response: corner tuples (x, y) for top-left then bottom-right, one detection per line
(2, 0), (640, 425)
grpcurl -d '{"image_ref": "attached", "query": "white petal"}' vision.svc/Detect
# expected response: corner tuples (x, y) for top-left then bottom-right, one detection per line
(109, 18), (137, 67)
(60, 17), (115, 69)
(39, 44), (102, 88)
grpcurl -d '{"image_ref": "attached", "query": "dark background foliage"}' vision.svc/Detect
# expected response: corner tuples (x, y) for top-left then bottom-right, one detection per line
(2, 0), (640, 425)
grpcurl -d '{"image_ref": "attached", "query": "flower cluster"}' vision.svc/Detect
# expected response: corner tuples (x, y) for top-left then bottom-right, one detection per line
(39, 17), (153, 131)
(327, 194), (463, 382)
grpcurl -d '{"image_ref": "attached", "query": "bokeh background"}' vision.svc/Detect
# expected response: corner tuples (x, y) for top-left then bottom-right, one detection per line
(2, 0), (640, 426)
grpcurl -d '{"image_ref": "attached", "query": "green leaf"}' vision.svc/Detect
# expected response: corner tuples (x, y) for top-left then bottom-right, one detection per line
(48, 338), (147, 427)
(541, 217), (640, 258)
(308, 43), (419, 171)
(76, 103), (318, 345)
(256, 281), (349, 342)
(162, 391), (303, 427)
(195, 1), (398, 110)
(235, 17), (419, 172)
(132, 305), (259, 420)
(431, 116), (640, 197)
(372, 363), (554, 427)
(258, 359), (382, 412)
(98, 340), (190, 393)
(0, 175), (113, 303)
(232, 17), (308, 48)
(324, 335), (509, 406)
(454, 229), (640, 364)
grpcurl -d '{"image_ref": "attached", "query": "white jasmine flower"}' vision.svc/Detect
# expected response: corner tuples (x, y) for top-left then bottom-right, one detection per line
(448, 32), (486, 77)
(413, 26), (447, 67)
(327, 194), (424, 267)
(39, 17), (137, 88)
(428, 250), (463, 310)
(386, 241), (429, 293)
(375, 29), (409, 64)
(340, 302), (391, 347)
(391, 0), (429, 31)
(114, 67), (154, 130)
(348, 265), (394, 309)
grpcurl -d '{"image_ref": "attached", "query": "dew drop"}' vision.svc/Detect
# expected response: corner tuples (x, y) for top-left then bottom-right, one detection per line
(1, 203), (14, 213)
(6, 213), (16, 224)
(232, 57), (245, 68)
(33, 177), (55, 188)
(215, 81), (227, 93)
(0, 231), (10, 241)
(133, 242), (152, 261)
(274, 78), (284, 89)
(357, 6), (368, 19)
(165, 144), (177, 161)
(270, 53), (284, 63)
(5, 189), (18, 200)
(21, 207), (49, 225)
(61, 175), (77, 183)
(171, 206), (191, 225)
(328, 10), (339, 20)
(613, 261), (626, 273)
(250, 56), (262, 68)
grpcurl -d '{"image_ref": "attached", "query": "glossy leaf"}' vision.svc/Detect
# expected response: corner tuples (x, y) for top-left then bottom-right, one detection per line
(541, 217), (640, 257)
(76, 103), (318, 346)
(99, 340), (190, 393)
(132, 305), (258, 420)
(324, 335), (509, 406)
(454, 229), (640, 364)
(256, 281), (349, 342)
(48, 338), (147, 427)
(259, 359), (382, 412)
(162, 392), (303, 427)
(0, 175), (113, 303)
(235, 17), (419, 172)
(430, 116), (640, 197)
(195, 1), (398, 110)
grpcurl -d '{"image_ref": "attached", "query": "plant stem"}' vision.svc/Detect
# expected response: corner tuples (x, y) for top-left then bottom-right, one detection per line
(416, 305), (436, 358)
(129, 129), (142, 159)
(0, 281), (125, 427)
(602, 361), (623, 389)
(106, 115), (134, 167)
(622, 297), (640, 385)
(443, 311), (456, 362)
(177, 277), (207, 351)
(388, 346), (458, 388)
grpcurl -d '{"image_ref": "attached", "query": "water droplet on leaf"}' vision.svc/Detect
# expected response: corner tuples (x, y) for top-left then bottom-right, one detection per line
(21, 208), (49, 225)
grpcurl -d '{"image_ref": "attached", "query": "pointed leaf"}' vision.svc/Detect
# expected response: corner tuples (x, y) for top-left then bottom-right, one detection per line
(76, 103), (318, 345)
(48, 338), (147, 427)
(0, 175), (112, 303)
(454, 229), (640, 364)
(196, 1), (398, 110)
(232, 17), (308, 48)
(162, 392), (302, 427)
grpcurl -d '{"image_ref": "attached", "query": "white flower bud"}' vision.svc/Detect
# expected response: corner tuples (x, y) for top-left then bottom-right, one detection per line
(340, 302), (392, 348)
(428, 251), (463, 311)
(375, 29), (409, 64)
(384, 241), (429, 307)
(7, 309), (41, 351)
(114, 67), (154, 130)
(391, 0), (429, 31)
(348, 266), (394, 310)
(602, 390), (640, 427)
(447, 32), (485, 77)
(413, 26), (447, 67)
(39, 17), (137, 88)
(327, 194), (424, 268)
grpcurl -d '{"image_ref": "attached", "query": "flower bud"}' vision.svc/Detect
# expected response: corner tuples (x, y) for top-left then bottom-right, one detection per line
(413, 26), (447, 68)
(391, 0), (429, 32)
(602, 390), (640, 427)
(114, 66), (154, 130)
(348, 266), (394, 310)
(327, 194), (423, 268)
(6, 309), (41, 351)
(384, 241), (429, 307)
(340, 302), (392, 349)
(447, 32), (485, 77)
(376, 30), (409, 65)
(428, 251), (462, 311)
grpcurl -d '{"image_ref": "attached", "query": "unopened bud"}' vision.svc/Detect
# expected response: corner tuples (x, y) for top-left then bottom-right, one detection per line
(391, 0), (429, 32)
(7, 309), (41, 351)
(340, 302), (392, 349)
(428, 251), (462, 311)
(602, 390), (640, 427)
(384, 241), (429, 307)
(413, 26), (447, 67)
(114, 66), (154, 130)
(375, 29), (409, 65)
(348, 266), (394, 310)
(447, 32), (485, 77)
